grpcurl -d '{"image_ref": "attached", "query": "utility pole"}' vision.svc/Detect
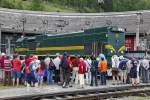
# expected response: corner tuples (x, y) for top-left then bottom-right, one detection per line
(146, 31), (150, 56)
(135, 13), (142, 51)
(0, 23), (3, 53)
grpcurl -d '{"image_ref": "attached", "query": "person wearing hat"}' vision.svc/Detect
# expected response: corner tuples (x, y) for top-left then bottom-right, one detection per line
(59, 52), (70, 88)
(84, 56), (92, 85)
(44, 55), (52, 85)
(29, 55), (40, 87)
(111, 55), (120, 84)
(118, 56), (128, 84)
(99, 57), (107, 85)
(78, 58), (86, 88)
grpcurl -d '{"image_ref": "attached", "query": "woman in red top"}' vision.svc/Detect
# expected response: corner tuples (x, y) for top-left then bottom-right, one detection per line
(70, 56), (79, 85)
(12, 54), (21, 86)
(78, 58), (86, 88)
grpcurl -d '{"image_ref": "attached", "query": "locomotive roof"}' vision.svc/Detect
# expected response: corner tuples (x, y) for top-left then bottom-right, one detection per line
(46, 30), (84, 37)
(45, 26), (110, 37)
(45, 26), (124, 37)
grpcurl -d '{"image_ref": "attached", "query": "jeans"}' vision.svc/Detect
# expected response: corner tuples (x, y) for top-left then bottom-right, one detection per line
(91, 72), (98, 86)
(47, 69), (53, 85)
(85, 71), (91, 84)
(62, 68), (70, 86)
(34, 71), (38, 81)
(101, 72), (106, 85)
(141, 67), (149, 83)
(54, 70), (60, 83)
(30, 72), (37, 84)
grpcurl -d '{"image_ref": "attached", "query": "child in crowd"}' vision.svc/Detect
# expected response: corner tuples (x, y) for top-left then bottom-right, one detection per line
(37, 60), (45, 86)
(29, 56), (40, 87)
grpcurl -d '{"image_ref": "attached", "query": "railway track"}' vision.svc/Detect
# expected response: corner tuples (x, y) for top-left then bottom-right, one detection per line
(2, 84), (150, 100)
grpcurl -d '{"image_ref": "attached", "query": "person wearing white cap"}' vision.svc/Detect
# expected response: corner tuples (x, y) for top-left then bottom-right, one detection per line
(29, 55), (40, 87)
(78, 58), (86, 88)
(111, 55), (120, 84)
(1, 53), (5, 56)
(84, 56), (92, 85)
(118, 56), (128, 84)
(44, 55), (52, 85)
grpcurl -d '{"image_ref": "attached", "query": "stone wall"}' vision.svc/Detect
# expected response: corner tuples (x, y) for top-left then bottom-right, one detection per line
(0, 8), (150, 34)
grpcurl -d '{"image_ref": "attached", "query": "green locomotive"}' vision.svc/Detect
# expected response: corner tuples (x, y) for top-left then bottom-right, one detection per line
(15, 26), (125, 61)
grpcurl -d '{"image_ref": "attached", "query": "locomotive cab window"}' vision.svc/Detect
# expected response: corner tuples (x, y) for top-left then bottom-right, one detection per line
(27, 37), (36, 50)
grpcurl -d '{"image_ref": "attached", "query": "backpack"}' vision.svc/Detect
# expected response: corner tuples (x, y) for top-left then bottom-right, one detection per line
(119, 60), (127, 70)
(25, 65), (30, 74)
(49, 60), (56, 70)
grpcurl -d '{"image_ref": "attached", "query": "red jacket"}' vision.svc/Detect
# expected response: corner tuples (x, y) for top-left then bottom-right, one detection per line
(25, 58), (32, 67)
(72, 58), (79, 67)
(67, 58), (72, 69)
(78, 60), (86, 74)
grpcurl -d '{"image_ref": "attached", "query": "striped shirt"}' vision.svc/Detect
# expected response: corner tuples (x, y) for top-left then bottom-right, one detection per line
(4, 59), (12, 71)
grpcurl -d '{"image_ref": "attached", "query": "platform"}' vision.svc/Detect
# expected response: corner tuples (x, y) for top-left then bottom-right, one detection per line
(0, 83), (150, 100)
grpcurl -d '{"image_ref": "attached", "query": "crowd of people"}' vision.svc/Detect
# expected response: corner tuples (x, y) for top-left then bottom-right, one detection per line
(0, 52), (150, 88)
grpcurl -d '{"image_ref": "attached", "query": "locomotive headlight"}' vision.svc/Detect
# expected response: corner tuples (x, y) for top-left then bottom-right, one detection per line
(110, 50), (113, 53)
(121, 51), (124, 54)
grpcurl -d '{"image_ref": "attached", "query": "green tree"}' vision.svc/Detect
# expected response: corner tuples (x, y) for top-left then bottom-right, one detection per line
(112, 0), (150, 12)
(30, 0), (44, 11)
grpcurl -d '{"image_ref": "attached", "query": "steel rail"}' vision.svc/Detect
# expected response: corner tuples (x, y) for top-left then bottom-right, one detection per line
(2, 84), (150, 100)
